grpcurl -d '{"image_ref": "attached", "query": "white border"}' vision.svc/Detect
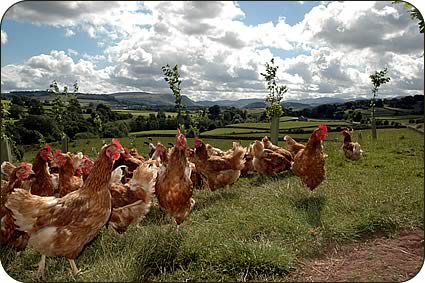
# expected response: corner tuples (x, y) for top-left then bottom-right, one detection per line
(0, 1), (423, 283)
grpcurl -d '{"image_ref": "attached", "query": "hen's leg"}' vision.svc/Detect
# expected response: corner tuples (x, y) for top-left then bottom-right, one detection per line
(68, 259), (81, 276)
(36, 255), (46, 279)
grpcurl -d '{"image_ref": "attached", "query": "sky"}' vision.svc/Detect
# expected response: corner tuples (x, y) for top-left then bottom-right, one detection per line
(0, 1), (424, 102)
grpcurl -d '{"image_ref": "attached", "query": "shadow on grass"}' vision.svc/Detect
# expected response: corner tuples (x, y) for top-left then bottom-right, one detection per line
(248, 171), (292, 187)
(294, 195), (326, 227)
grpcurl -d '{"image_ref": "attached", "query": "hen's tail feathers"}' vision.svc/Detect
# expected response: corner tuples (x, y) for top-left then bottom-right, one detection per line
(111, 165), (127, 185)
(284, 135), (295, 145)
(132, 164), (158, 195)
(353, 143), (363, 156)
(5, 189), (58, 232)
(1, 161), (16, 178)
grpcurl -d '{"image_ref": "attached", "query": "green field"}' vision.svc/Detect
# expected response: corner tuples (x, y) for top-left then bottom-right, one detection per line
(113, 109), (178, 117)
(1, 128), (423, 281)
(129, 129), (182, 136)
(226, 119), (350, 130)
(201, 128), (268, 136)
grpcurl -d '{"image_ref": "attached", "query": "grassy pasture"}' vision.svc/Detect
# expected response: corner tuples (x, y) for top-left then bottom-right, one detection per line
(113, 109), (178, 117)
(128, 129), (179, 136)
(226, 119), (350, 130)
(201, 128), (268, 136)
(1, 128), (423, 282)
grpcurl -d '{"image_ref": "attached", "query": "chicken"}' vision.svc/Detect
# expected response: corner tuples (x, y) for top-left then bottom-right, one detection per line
(185, 149), (203, 188)
(191, 137), (246, 191)
(53, 149), (84, 197)
(78, 155), (94, 181)
(291, 124), (328, 190)
(341, 128), (363, 161)
(113, 148), (144, 176)
(262, 136), (294, 162)
(241, 143), (255, 177)
(154, 129), (195, 226)
(30, 144), (54, 196)
(1, 179), (7, 190)
(252, 140), (292, 176)
(5, 139), (124, 278)
(144, 141), (156, 159)
(151, 142), (169, 165)
(1, 161), (16, 181)
(1, 163), (34, 251)
(109, 163), (158, 233)
(206, 143), (225, 157)
(283, 135), (306, 157)
(110, 165), (128, 185)
(129, 148), (145, 162)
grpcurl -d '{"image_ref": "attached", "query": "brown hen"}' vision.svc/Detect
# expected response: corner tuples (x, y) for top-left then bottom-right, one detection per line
(0, 163), (33, 251)
(155, 129), (194, 225)
(6, 139), (124, 278)
(252, 140), (292, 176)
(291, 124), (328, 190)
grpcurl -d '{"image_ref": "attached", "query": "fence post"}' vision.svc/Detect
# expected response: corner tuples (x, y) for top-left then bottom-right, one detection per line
(61, 134), (69, 153)
(1, 138), (13, 163)
(270, 115), (280, 145)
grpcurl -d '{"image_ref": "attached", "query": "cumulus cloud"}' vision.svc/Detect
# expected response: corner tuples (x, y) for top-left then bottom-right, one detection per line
(1, 29), (7, 44)
(1, 1), (423, 101)
(1, 50), (119, 93)
(5, 1), (153, 41)
(64, 28), (75, 37)
(67, 49), (78, 57)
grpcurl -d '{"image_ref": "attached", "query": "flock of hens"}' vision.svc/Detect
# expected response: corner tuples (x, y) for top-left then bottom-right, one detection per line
(0, 124), (363, 278)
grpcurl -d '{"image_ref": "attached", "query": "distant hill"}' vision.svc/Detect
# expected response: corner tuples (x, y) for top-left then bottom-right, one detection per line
(196, 98), (265, 108)
(3, 91), (422, 113)
(109, 92), (200, 107)
(286, 96), (347, 106)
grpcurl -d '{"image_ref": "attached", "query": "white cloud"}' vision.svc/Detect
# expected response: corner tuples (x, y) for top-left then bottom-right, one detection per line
(1, 1), (423, 101)
(64, 28), (75, 37)
(1, 29), (7, 44)
(67, 49), (78, 57)
(1, 50), (119, 93)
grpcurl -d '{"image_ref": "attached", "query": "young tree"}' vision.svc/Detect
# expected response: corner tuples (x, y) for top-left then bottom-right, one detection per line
(369, 68), (390, 140)
(162, 64), (185, 126)
(48, 80), (80, 145)
(260, 58), (288, 144)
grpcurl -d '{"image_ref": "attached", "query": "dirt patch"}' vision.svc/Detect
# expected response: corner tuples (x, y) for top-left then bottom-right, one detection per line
(288, 228), (424, 282)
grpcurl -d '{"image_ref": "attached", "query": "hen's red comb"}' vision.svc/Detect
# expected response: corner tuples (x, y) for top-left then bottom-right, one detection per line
(20, 162), (31, 171)
(45, 144), (51, 153)
(112, 138), (122, 149)
(319, 124), (328, 133)
(54, 149), (62, 158)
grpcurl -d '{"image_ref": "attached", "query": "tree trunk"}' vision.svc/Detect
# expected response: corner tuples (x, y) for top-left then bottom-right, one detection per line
(270, 115), (280, 144)
(371, 106), (377, 140)
(1, 139), (12, 163)
(61, 134), (69, 153)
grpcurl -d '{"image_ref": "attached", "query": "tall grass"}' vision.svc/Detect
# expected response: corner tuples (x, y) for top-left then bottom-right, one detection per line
(1, 128), (423, 281)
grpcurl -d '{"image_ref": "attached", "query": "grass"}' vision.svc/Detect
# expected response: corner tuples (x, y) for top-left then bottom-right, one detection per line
(1, 128), (423, 282)
(202, 128), (268, 135)
(128, 129), (180, 136)
(113, 109), (178, 117)
(226, 119), (350, 130)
